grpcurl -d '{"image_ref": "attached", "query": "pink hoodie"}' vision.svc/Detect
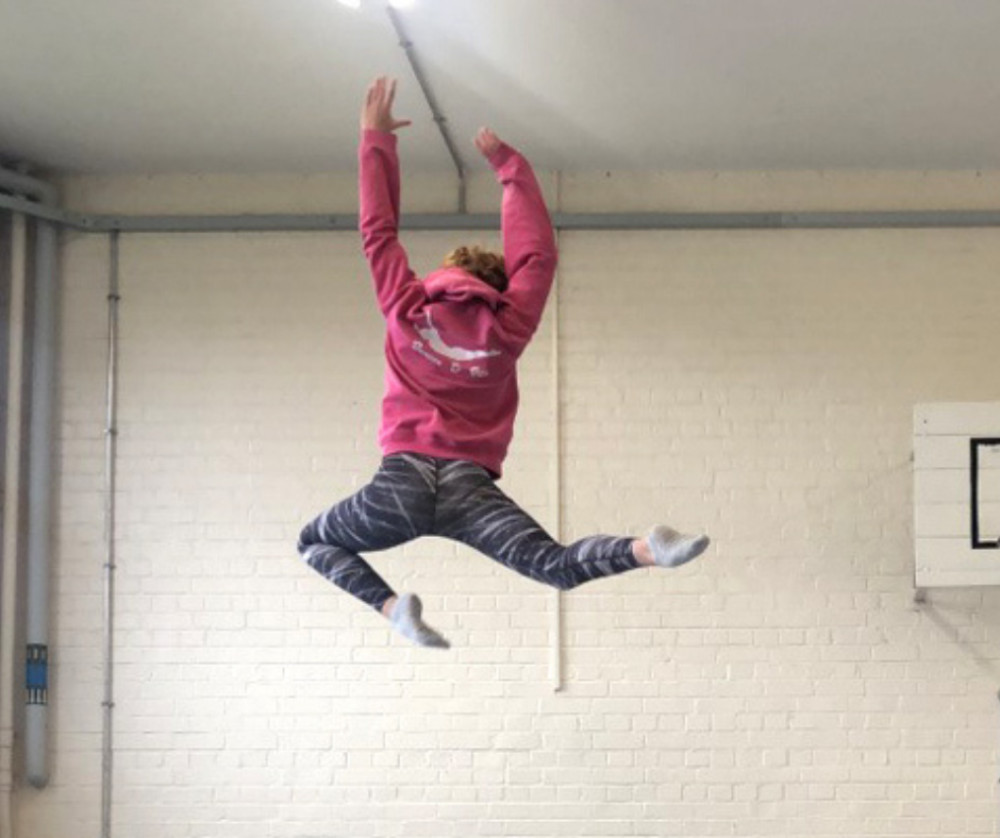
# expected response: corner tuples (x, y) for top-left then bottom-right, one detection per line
(359, 129), (557, 477)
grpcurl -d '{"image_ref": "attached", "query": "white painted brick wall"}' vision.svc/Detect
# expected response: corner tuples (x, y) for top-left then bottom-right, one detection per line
(13, 171), (1000, 838)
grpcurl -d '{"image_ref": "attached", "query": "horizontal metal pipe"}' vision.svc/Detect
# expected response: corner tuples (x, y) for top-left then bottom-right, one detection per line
(6, 191), (1000, 232)
(557, 209), (1000, 229)
(89, 213), (367, 233)
(89, 212), (498, 232)
(0, 193), (93, 229)
(75, 209), (1000, 232)
(779, 210), (1000, 229)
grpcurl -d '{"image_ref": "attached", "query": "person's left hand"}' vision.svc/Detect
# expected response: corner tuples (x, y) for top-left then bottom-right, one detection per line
(474, 127), (502, 158)
(361, 76), (412, 133)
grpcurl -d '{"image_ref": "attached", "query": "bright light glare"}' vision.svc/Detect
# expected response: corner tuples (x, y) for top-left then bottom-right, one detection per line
(336, 0), (417, 10)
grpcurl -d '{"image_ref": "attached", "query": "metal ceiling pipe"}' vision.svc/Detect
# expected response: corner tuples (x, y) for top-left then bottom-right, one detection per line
(0, 193), (107, 229)
(0, 166), (57, 204)
(7, 192), (1000, 232)
(77, 208), (1000, 231)
(386, 5), (467, 213)
(7, 189), (1000, 232)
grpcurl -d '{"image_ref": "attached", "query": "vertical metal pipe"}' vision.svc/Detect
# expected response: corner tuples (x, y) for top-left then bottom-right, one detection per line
(25, 216), (58, 788)
(1, 163), (60, 789)
(1, 213), (29, 838)
(101, 231), (121, 838)
(386, 5), (467, 212)
(548, 274), (563, 692)
(548, 174), (563, 692)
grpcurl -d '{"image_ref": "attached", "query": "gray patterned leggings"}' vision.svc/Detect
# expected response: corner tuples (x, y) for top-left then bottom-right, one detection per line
(298, 453), (641, 612)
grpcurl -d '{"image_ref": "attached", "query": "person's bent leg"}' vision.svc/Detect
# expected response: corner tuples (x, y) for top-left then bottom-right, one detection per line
(433, 461), (642, 591)
(297, 453), (449, 647)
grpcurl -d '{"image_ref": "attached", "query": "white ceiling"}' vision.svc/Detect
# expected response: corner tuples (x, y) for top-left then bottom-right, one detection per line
(2, 0), (1000, 175)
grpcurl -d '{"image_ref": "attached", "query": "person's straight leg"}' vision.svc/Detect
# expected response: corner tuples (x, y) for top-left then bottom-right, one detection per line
(433, 460), (642, 590)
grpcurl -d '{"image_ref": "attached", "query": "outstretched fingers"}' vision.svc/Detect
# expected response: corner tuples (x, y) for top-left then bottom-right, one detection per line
(474, 127), (501, 158)
(387, 79), (411, 130)
(361, 76), (411, 132)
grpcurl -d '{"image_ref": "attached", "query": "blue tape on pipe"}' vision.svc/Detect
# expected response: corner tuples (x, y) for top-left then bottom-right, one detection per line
(26, 644), (48, 705)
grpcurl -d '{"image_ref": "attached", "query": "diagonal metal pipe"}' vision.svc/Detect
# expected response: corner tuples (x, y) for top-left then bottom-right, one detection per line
(386, 5), (467, 213)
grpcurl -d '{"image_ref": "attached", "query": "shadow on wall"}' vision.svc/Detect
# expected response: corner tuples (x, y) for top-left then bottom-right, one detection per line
(918, 594), (1000, 683)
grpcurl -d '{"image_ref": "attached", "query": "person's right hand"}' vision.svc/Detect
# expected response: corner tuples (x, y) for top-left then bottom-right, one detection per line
(474, 127), (502, 158)
(361, 76), (412, 133)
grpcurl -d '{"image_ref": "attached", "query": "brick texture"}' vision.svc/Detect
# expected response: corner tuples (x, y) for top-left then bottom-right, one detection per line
(15, 173), (1000, 838)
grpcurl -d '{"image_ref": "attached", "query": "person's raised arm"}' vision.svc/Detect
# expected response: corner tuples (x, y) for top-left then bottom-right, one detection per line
(359, 77), (418, 315)
(476, 128), (557, 350)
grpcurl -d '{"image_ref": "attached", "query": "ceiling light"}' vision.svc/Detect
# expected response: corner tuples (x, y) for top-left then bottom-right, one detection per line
(337, 0), (416, 8)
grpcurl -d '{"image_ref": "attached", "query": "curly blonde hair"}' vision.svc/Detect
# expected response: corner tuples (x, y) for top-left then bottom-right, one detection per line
(442, 245), (508, 293)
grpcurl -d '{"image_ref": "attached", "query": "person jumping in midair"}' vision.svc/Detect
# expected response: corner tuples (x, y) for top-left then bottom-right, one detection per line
(298, 77), (709, 648)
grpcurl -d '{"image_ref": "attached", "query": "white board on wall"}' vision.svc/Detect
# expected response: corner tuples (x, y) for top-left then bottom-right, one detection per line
(914, 403), (1000, 587)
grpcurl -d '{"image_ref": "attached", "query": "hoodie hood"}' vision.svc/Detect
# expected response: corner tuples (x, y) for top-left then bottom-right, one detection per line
(422, 267), (503, 311)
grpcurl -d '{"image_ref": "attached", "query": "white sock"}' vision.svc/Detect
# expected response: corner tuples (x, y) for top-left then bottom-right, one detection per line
(647, 525), (709, 568)
(389, 593), (450, 649)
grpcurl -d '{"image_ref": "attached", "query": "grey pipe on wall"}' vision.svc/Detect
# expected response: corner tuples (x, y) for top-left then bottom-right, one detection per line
(1, 164), (59, 789)
(0, 211), (29, 838)
(101, 231), (121, 838)
(25, 216), (57, 789)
